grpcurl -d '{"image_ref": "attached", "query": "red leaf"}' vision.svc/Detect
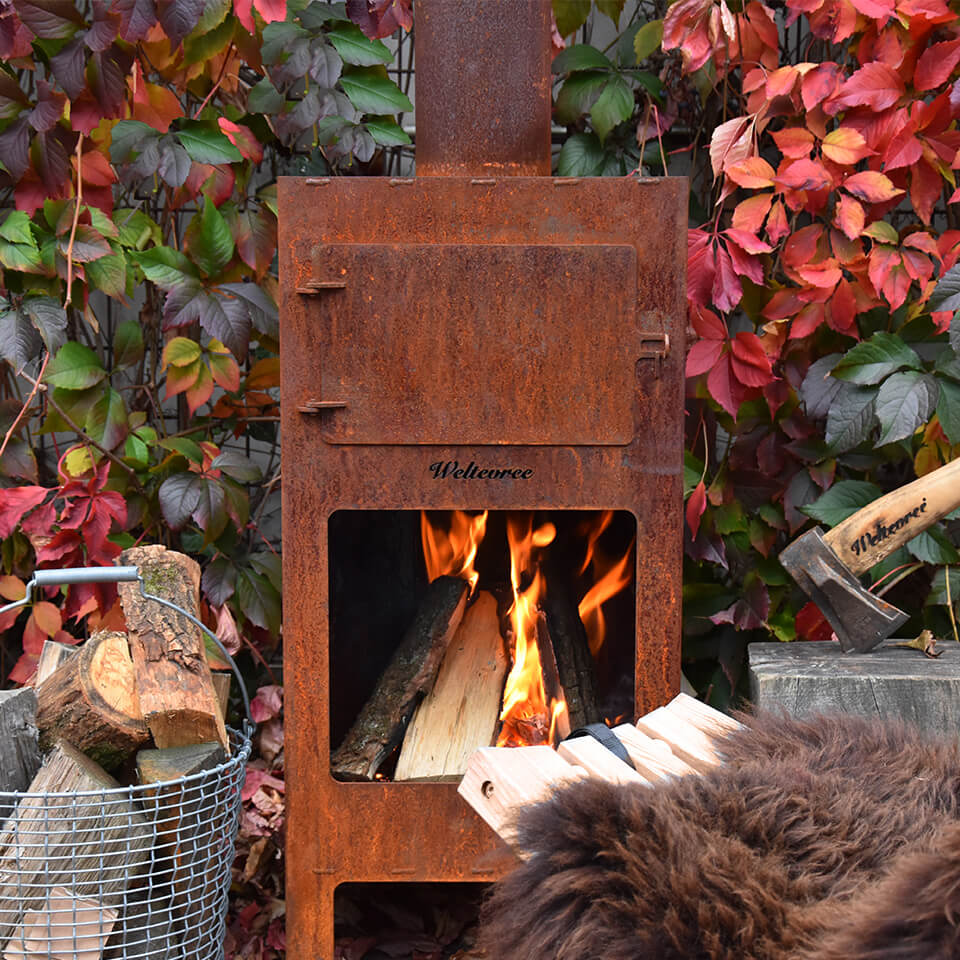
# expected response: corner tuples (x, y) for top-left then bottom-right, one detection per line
(733, 193), (773, 234)
(772, 126), (815, 159)
(686, 338), (725, 377)
(766, 199), (790, 242)
(725, 156), (776, 188)
(915, 37), (960, 92)
(687, 231), (717, 308)
(849, 0), (894, 19)
(686, 481), (707, 539)
(7, 653), (38, 685)
(726, 238), (765, 284)
(707, 354), (744, 417)
(730, 331), (775, 387)
(802, 63), (843, 110)
(821, 127), (872, 164)
(834, 194), (865, 240)
(782, 224), (824, 268)
(829, 61), (905, 113)
(795, 600), (836, 642)
(883, 120), (923, 170)
(797, 259), (843, 288)
(843, 170), (904, 203)
(132, 72), (182, 133)
(710, 115), (754, 180)
(828, 278), (858, 334)
(218, 118), (263, 164)
(725, 227), (773, 254)
(775, 157), (833, 192)
(0, 486), (50, 538)
(765, 65), (799, 99)
(712, 244), (743, 312)
(910, 157), (943, 227)
(789, 301), (826, 339)
(691, 304), (727, 340)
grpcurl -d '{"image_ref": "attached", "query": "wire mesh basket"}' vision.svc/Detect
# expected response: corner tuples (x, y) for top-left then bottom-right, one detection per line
(0, 566), (254, 960)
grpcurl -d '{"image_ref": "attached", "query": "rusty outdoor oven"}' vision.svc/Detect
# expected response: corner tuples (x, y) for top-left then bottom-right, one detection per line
(279, 4), (687, 957)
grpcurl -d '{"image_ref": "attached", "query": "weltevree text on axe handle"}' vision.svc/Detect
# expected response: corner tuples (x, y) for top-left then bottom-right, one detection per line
(823, 456), (960, 577)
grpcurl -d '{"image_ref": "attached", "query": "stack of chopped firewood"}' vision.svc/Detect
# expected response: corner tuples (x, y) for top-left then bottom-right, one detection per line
(0, 545), (232, 960)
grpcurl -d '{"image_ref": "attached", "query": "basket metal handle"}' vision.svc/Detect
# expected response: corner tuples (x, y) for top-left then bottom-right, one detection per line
(1, 565), (254, 733)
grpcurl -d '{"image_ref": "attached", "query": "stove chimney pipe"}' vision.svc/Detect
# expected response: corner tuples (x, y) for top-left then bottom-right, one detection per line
(413, 0), (553, 177)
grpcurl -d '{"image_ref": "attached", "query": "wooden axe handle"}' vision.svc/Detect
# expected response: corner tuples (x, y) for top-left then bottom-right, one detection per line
(824, 457), (960, 576)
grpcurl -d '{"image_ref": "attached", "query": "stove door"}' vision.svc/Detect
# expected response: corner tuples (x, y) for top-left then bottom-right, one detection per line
(306, 242), (637, 446)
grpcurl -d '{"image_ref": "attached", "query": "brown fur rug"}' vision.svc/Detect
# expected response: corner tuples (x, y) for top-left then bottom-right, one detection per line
(479, 711), (960, 960)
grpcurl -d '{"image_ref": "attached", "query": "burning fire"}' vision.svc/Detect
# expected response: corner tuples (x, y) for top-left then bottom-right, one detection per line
(497, 515), (566, 747)
(421, 510), (488, 593)
(419, 510), (634, 748)
(579, 543), (635, 657)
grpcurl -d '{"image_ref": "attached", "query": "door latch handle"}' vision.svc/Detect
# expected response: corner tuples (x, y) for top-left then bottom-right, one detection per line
(297, 399), (348, 414)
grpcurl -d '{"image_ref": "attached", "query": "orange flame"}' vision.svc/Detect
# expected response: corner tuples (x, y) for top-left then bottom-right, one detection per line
(420, 511), (488, 592)
(578, 539), (635, 656)
(497, 515), (569, 746)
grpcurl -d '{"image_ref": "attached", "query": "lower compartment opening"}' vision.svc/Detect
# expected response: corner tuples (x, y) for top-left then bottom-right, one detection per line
(335, 882), (489, 960)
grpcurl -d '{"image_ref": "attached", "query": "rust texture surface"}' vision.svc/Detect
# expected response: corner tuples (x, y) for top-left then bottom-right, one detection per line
(280, 176), (687, 960)
(414, 0), (551, 177)
(308, 242), (637, 445)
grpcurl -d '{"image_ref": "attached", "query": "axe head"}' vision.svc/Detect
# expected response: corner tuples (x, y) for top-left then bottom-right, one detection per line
(780, 527), (908, 653)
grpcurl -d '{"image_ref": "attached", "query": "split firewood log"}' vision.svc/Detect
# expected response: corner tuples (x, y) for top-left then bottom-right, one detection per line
(395, 591), (508, 780)
(118, 545), (228, 751)
(36, 631), (149, 771)
(331, 575), (469, 780)
(34, 639), (77, 686)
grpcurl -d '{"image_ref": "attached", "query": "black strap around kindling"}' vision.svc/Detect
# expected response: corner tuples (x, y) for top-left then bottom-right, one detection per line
(564, 723), (636, 770)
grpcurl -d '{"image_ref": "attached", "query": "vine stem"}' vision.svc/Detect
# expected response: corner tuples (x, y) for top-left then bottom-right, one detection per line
(64, 140), (83, 308)
(0, 351), (49, 463)
(947, 564), (959, 644)
(193, 42), (235, 120)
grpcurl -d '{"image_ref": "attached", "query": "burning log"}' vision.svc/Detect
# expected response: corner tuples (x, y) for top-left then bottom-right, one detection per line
(118, 545), (228, 752)
(331, 575), (469, 780)
(395, 591), (508, 780)
(543, 589), (600, 731)
(36, 632), (150, 771)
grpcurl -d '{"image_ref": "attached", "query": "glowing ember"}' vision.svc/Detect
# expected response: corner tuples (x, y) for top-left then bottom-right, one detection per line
(421, 510), (488, 592)
(579, 538), (635, 657)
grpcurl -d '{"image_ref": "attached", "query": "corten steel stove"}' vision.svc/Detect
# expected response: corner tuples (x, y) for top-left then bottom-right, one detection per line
(280, 5), (687, 958)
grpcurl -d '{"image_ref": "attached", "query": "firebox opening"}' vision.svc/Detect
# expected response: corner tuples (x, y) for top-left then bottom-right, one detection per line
(334, 881), (489, 956)
(329, 510), (637, 782)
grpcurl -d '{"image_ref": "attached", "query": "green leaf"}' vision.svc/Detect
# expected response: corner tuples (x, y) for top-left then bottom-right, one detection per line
(21, 297), (67, 354)
(938, 378), (960, 445)
(934, 350), (960, 383)
(0, 239), (44, 273)
(0, 211), (35, 245)
(211, 450), (263, 484)
(552, 44), (612, 74)
(875, 371), (938, 445)
(363, 116), (411, 146)
(193, 200), (235, 278)
(800, 480), (883, 527)
(831, 332), (922, 384)
(109, 120), (159, 163)
(926, 566), (960, 606)
(45, 342), (106, 391)
(908, 527), (960, 565)
(114, 209), (162, 251)
(597, 0), (626, 25)
(236, 568), (281, 634)
(135, 247), (199, 290)
(164, 337), (202, 368)
(555, 70), (608, 124)
(930, 263), (960, 313)
(590, 73), (635, 142)
(952, 312), (960, 358)
(683, 450), (704, 496)
(863, 221), (898, 244)
(247, 78), (285, 114)
(633, 20), (664, 62)
(114, 321), (144, 369)
(176, 121), (243, 165)
(0, 305), (41, 371)
(159, 436), (205, 464)
(249, 551), (281, 591)
(339, 67), (413, 114)
(553, 0), (591, 37)
(85, 252), (127, 299)
(825, 382), (878, 452)
(124, 432), (149, 468)
(202, 556), (237, 605)
(158, 472), (202, 529)
(328, 23), (392, 65)
(299, 1), (347, 27)
(556, 132), (605, 177)
(85, 387), (128, 451)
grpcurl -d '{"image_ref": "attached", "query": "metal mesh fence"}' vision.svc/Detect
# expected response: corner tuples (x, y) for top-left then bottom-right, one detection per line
(0, 728), (250, 960)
